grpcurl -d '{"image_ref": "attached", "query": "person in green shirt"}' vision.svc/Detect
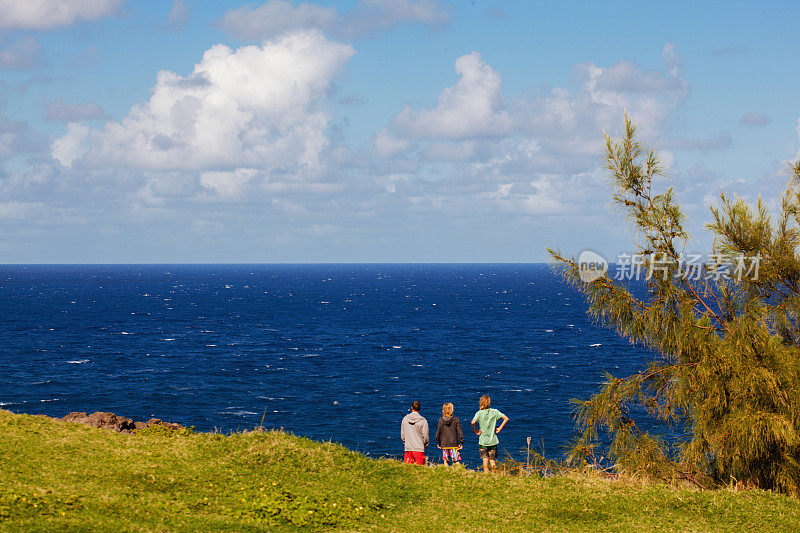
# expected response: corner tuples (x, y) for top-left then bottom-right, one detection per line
(470, 395), (509, 473)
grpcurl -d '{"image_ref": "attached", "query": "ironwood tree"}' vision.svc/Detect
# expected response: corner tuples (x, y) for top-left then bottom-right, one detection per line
(548, 115), (800, 493)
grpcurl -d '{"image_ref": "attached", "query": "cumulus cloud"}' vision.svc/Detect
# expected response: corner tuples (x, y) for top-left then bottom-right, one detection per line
(378, 48), (688, 163)
(199, 168), (258, 199)
(218, 0), (450, 41)
(390, 52), (512, 140)
(0, 0), (125, 31)
(740, 111), (770, 127)
(0, 36), (41, 69)
(371, 46), (690, 218)
(373, 128), (413, 158)
(45, 100), (105, 122)
(51, 122), (90, 167)
(52, 31), (354, 176)
(11, 39), (709, 261)
(571, 57), (687, 121)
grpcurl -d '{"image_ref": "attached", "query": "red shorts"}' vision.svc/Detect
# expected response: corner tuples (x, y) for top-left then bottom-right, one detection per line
(403, 451), (426, 465)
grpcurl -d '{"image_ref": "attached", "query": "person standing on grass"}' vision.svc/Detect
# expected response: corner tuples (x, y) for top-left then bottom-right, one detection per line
(401, 400), (429, 465)
(470, 395), (509, 473)
(435, 402), (464, 466)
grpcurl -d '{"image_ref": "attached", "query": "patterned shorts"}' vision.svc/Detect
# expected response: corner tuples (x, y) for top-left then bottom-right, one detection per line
(442, 447), (461, 462)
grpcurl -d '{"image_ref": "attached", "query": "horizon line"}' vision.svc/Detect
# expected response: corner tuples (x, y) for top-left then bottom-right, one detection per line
(0, 261), (556, 266)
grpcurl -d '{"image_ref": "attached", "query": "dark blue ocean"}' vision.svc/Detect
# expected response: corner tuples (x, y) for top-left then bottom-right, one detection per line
(0, 264), (653, 466)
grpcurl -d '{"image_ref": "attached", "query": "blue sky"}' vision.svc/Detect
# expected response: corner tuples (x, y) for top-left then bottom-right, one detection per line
(0, 0), (798, 263)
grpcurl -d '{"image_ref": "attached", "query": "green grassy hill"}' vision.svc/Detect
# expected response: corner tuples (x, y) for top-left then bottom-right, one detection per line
(2, 409), (799, 532)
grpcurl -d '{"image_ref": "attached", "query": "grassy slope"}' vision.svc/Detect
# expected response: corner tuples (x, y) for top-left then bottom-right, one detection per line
(2, 410), (800, 532)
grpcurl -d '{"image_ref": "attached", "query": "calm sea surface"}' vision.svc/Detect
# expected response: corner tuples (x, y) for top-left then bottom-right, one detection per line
(0, 264), (653, 466)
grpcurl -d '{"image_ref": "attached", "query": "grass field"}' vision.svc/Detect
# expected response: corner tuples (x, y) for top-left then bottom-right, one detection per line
(2, 409), (800, 531)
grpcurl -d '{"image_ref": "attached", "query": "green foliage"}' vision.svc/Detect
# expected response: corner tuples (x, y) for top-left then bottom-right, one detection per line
(548, 115), (800, 493)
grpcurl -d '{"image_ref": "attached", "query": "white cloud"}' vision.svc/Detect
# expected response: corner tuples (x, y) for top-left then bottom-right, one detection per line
(0, 0), (125, 31)
(131, 172), (201, 207)
(389, 52), (512, 140)
(371, 46), (690, 218)
(569, 59), (688, 140)
(51, 122), (89, 167)
(373, 128), (412, 157)
(379, 49), (688, 164)
(0, 36), (40, 69)
(52, 31), (354, 177)
(490, 179), (569, 216)
(218, 1), (337, 41)
(218, 0), (450, 41)
(12, 40), (706, 262)
(200, 168), (258, 199)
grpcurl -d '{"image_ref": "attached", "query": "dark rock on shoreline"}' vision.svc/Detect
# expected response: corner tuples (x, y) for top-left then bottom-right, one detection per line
(60, 411), (183, 434)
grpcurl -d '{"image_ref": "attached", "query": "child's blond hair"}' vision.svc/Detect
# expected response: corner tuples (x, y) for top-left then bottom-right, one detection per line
(479, 395), (491, 410)
(442, 402), (454, 417)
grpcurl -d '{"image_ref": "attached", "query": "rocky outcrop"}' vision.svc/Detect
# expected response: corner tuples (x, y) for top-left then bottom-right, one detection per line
(144, 418), (183, 431)
(60, 411), (183, 434)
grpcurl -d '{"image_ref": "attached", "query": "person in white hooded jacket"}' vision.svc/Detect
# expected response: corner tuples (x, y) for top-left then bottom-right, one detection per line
(400, 400), (429, 464)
